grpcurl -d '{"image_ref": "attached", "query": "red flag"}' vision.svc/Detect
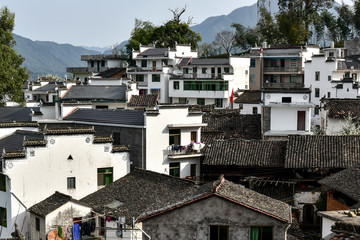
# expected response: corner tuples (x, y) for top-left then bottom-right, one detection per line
(230, 89), (234, 103)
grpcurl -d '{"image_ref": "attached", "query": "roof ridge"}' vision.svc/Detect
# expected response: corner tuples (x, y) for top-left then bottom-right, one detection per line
(132, 168), (196, 184)
(213, 174), (225, 193)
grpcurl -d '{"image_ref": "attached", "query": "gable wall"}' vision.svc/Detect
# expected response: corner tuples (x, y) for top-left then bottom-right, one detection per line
(142, 196), (288, 240)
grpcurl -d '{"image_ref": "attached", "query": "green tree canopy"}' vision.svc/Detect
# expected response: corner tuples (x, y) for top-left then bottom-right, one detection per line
(125, 10), (201, 62)
(0, 6), (28, 106)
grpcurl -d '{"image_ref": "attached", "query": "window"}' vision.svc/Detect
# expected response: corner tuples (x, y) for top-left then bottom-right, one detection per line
(328, 75), (331, 81)
(191, 131), (197, 142)
(0, 174), (5, 192)
(290, 59), (297, 67)
(67, 177), (76, 189)
(96, 105), (108, 109)
(253, 107), (258, 114)
(169, 162), (180, 177)
(315, 71), (320, 81)
(202, 68), (207, 74)
(282, 97), (292, 103)
(270, 59), (278, 67)
(315, 88), (320, 98)
(101, 60), (105, 67)
(215, 99), (223, 108)
(183, 68), (189, 74)
(250, 58), (256, 68)
(141, 60), (147, 68)
(136, 75), (144, 82)
(183, 81), (228, 91)
(290, 75), (297, 83)
(151, 89), (160, 98)
(210, 225), (229, 240)
(90, 60), (94, 67)
(179, 98), (187, 104)
(193, 67), (197, 75)
(197, 98), (205, 105)
(169, 129), (180, 145)
(173, 81), (180, 90)
(315, 105), (320, 115)
(224, 67), (230, 73)
(152, 74), (160, 82)
(353, 73), (358, 80)
(250, 226), (273, 240)
(0, 207), (7, 228)
(36, 217), (40, 231)
(190, 164), (197, 177)
(250, 74), (256, 83)
(113, 132), (121, 145)
(270, 75), (277, 83)
(327, 92), (331, 98)
(97, 168), (113, 186)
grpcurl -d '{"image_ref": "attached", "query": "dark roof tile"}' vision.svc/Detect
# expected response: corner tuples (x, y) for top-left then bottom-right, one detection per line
(285, 135), (360, 168)
(323, 98), (360, 119)
(203, 139), (286, 167)
(64, 109), (145, 126)
(234, 90), (262, 104)
(95, 68), (126, 78)
(112, 145), (130, 152)
(62, 85), (126, 101)
(44, 127), (96, 135)
(0, 107), (40, 122)
(128, 94), (158, 108)
(138, 48), (168, 57)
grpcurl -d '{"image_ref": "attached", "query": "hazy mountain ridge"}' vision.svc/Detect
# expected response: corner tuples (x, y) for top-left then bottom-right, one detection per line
(13, 34), (99, 80)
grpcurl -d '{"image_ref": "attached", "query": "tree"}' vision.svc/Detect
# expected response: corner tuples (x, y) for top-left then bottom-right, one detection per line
(0, 7), (28, 106)
(212, 31), (235, 56)
(198, 43), (218, 58)
(277, 0), (334, 43)
(340, 114), (360, 135)
(125, 9), (201, 62)
(232, 23), (258, 50)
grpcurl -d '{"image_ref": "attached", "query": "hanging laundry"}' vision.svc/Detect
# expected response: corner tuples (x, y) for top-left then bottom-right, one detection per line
(63, 226), (70, 239)
(58, 226), (63, 238)
(73, 224), (80, 240)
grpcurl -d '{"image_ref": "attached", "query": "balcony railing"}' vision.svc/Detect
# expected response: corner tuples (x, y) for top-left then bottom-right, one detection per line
(263, 67), (303, 73)
(168, 143), (205, 156)
(337, 61), (360, 70)
(127, 67), (163, 73)
(170, 73), (227, 80)
(263, 82), (304, 88)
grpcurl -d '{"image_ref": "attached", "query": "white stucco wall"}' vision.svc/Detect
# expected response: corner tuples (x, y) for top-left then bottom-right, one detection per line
(321, 217), (335, 238)
(270, 106), (312, 132)
(145, 107), (204, 178)
(3, 134), (130, 208)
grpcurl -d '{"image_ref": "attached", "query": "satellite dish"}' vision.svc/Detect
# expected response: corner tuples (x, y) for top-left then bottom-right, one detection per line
(173, 70), (183, 76)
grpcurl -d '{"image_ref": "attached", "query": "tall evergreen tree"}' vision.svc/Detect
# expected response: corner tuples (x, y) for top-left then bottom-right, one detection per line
(0, 6), (28, 106)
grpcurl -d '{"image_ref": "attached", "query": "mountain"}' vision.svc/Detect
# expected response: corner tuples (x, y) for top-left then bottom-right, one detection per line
(13, 34), (99, 80)
(190, 0), (341, 44)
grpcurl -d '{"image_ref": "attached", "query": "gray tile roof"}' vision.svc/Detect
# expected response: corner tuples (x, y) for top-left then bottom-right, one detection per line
(62, 85), (127, 101)
(80, 168), (196, 222)
(112, 145), (130, 152)
(202, 109), (262, 140)
(0, 107), (40, 122)
(322, 98), (360, 119)
(202, 139), (286, 167)
(139, 176), (291, 223)
(34, 82), (56, 92)
(285, 135), (360, 169)
(0, 122), (38, 128)
(44, 127), (96, 135)
(127, 94), (158, 108)
(319, 166), (360, 202)
(93, 136), (113, 144)
(262, 88), (311, 93)
(138, 48), (168, 57)
(29, 191), (88, 217)
(0, 130), (44, 158)
(234, 90), (262, 104)
(95, 68), (126, 78)
(64, 109), (145, 126)
(189, 58), (230, 65)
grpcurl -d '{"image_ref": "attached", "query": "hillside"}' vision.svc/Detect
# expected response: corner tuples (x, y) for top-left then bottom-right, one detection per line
(13, 34), (99, 80)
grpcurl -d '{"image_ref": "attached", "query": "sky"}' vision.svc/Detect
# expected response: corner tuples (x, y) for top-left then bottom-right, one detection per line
(0, 0), (354, 48)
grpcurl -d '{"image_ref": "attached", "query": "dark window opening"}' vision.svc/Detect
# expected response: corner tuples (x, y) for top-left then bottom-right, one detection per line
(169, 129), (180, 145)
(169, 162), (180, 177)
(250, 226), (273, 240)
(36, 217), (40, 231)
(67, 177), (76, 189)
(210, 225), (229, 240)
(0, 207), (7, 228)
(282, 97), (292, 103)
(97, 168), (113, 186)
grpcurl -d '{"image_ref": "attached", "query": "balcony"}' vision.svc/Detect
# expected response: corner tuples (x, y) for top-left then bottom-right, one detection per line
(263, 82), (304, 88)
(167, 143), (204, 159)
(263, 66), (303, 73)
(170, 73), (226, 80)
(127, 67), (163, 73)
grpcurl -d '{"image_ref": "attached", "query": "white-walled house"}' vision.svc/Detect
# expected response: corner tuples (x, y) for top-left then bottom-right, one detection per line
(128, 44), (198, 103)
(28, 191), (92, 240)
(145, 105), (206, 178)
(67, 54), (128, 84)
(0, 127), (130, 238)
(262, 88), (313, 139)
(233, 90), (262, 114)
(169, 57), (250, 108)
(0, 173), (27, 239)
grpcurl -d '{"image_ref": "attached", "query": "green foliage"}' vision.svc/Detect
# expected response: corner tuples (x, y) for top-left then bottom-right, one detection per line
(232, 23), (258, 50)
(340, 114), (360, 135)
(125, 15), (201, 62)
(198, 43), (218, 58)
(0, 7), (28, 106)
(315, 191), (327, 211)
